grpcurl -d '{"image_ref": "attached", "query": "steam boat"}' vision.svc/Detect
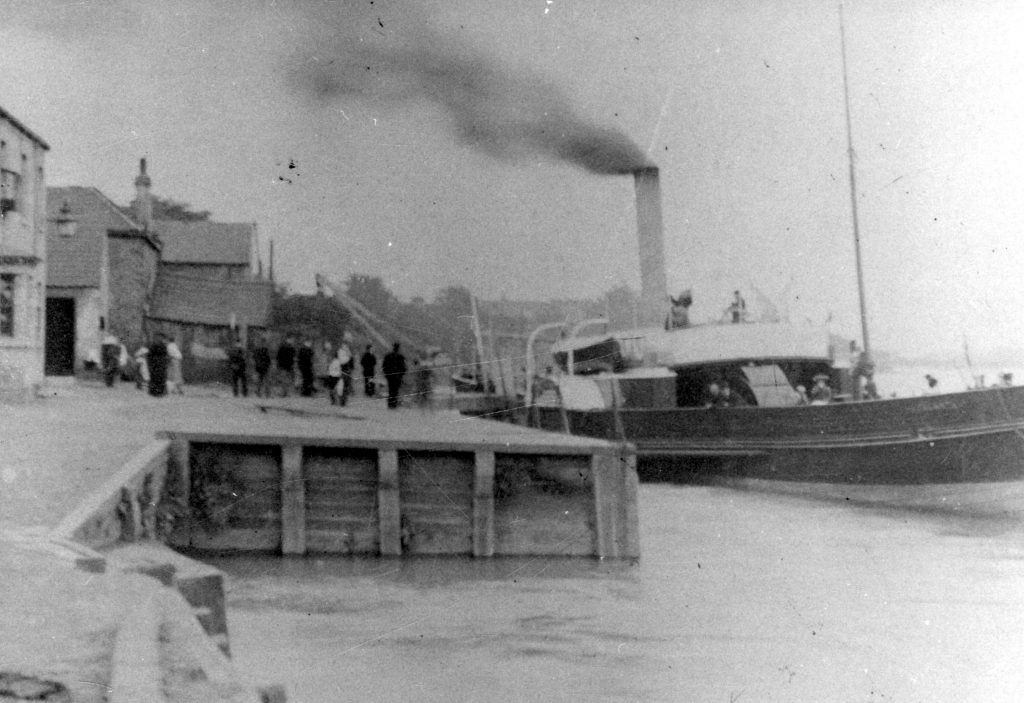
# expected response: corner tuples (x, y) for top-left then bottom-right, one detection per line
(523, 12), (1024, 515)
(520, 14), (1024, 515)
(529, 318), (1024, 515)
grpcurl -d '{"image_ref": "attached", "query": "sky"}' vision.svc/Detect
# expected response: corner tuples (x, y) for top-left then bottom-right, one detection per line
(1, 0), (1022, 359)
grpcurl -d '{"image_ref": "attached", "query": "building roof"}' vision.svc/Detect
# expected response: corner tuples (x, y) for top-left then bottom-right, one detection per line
(46, 187), (147, 288)
(148, 271), (272, 328)
(0, 105), (50, 150)
(154, 220), (255, 266)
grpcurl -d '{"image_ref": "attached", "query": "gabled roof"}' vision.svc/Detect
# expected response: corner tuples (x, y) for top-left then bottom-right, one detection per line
(148, 271), (272, 328)
(46, 186), (146, 287)
(154, 220), (255, 266)
(0, 105), (50, 150)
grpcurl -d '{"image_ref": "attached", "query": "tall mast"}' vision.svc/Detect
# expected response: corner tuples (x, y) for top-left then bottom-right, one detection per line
(840, 3), (871, 359)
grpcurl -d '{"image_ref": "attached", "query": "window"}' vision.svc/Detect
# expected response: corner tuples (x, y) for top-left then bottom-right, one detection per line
(0, 274), (14, 336)
(0, 170), (20, 215)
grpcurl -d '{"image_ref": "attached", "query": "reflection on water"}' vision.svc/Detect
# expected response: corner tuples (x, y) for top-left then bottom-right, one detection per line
(207, 485), (1024, 703)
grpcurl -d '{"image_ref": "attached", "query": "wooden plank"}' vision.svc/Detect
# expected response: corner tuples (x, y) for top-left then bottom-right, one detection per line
(157, 418), (618, 457)
(493, 453), (595, 556)
(398, 451), (474, 555)
(169, 439), (192, 544)
(472, 451), (496, 557)
(377, 449), (401, 556)
(591, 453), (618, 558)
(618, 449), (641, 558)
(280, 444), (306, 555)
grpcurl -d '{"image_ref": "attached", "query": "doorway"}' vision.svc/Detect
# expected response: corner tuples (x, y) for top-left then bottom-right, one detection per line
(45, 297), (75, 375)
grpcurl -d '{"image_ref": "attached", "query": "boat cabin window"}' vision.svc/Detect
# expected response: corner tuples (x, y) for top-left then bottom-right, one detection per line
(675, 367), (758, 407)
(674, 362), (835, 408)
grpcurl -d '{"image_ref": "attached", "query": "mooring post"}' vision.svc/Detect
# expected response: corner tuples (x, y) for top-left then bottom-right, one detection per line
(472, 451), (496, 557)
(377, 449), (402, 555)
(280, 444), (306, 555)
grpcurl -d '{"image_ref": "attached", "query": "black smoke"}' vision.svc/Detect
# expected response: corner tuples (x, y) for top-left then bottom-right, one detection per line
(291, 22), (652, 175)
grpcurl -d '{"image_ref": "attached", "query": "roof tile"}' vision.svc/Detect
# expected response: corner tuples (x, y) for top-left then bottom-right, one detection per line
(154, 220), (254, 265)
(148, 271), (272, 327)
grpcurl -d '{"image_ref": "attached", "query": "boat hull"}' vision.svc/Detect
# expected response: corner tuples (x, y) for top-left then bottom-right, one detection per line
(535, 386), (1024, 507)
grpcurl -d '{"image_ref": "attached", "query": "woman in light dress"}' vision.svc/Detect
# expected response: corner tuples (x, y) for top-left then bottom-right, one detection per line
(166, 337), (185, 395)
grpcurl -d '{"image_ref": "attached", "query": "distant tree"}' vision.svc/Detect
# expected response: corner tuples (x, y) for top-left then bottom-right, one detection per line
(430, 286), (476, 366)
(124, 194), (211, 222)
(270, 291), (350, 343)
(345, 274), (397, 315)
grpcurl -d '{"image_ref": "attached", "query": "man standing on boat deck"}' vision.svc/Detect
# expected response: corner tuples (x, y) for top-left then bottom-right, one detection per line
(667, 290), (692, 330)
(728, 290), (746, 323)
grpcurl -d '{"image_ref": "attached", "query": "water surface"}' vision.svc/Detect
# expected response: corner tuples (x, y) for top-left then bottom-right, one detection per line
(208, 485), (1024, 702)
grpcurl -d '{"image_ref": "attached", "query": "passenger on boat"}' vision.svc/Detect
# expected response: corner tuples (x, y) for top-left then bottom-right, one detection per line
(863, 375), (880, 400)
(703, 382), (722, 408)
(794, 385), (809, 405)
(810, 375), (832, 404)
(666, 290), (692, 330)
(717, 381), (748, 407)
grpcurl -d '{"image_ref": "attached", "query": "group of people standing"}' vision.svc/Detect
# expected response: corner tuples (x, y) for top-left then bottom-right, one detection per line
(95, 329), (422, 409)
(226, 334), (416, 410)
(130, 333), (184, 397)
(230, 334), (362, 402)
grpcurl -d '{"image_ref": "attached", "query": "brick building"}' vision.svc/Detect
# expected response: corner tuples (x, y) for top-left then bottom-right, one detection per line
(129, 159), (271, 383)
(44, 187), (160, 375)
(147, 271), (273, 381)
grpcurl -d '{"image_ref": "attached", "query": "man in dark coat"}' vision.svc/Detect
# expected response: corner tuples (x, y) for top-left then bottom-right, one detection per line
(227, 340), (248, 397)
(360, 345), (377, 397)
(382, 343), (407, 409)
(297, 338), (315, 397)
(275, 335), (296, 397)
(251, 336), (272, 398)
(101, 334), (121, 387)
(147, 333), (169, 397)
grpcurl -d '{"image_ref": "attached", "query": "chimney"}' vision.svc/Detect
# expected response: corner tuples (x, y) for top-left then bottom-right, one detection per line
(134, 157), (152, 230)
(633, 167), (669, 327)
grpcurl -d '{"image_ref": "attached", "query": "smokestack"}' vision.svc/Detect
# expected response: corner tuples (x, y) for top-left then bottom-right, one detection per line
(134, 157), (152, 231)
(634, 167), (668, 328)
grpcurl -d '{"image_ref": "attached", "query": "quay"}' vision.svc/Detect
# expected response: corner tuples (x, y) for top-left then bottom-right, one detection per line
(2, 384), (1024, 701)
(0, 383), (636, 702)
(160, 400), (638, 559)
